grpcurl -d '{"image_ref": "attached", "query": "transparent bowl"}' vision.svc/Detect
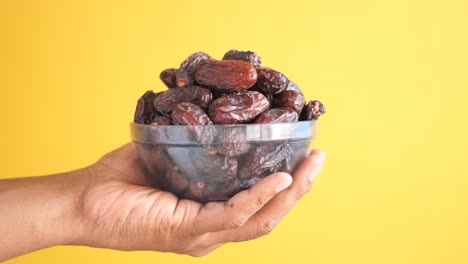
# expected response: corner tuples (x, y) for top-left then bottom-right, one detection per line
(130, 121), (317, 203)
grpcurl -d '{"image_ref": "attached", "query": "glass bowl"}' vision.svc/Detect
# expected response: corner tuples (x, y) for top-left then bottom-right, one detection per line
(130, 120), (317, 203)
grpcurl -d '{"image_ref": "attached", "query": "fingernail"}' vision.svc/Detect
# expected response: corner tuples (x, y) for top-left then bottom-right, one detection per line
(308, 163), (324, 182)
(308, 152), (326, 182)
(275, 176), (292, 193)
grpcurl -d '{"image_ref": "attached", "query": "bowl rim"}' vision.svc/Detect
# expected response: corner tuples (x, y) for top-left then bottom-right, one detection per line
(130, 120), (317, 144)
(130, 119), (317, 128)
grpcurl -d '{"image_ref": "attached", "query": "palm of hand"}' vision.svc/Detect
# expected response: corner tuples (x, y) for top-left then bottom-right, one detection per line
(79, 144), (214, 255)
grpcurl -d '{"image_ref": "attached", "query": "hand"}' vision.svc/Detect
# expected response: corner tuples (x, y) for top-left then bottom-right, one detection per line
(0, 143), (326, 261)
(74, 143), (326, 256)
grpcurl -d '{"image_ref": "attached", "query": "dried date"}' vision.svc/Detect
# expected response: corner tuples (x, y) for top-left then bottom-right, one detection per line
(193, 150), (238, 181)
(274, 90), (306, 114)
(134, 90), (160, 124)
(159, 68), (178, 88)
(255, 66), (288, 95)
(194, 59), (257, 93)
(237, 143), (293, 187)
(254, 107), (298, 124)
(208, 91), (270, 124)
(153, 86), (212, 116)
(165, 148), (238, 202)
(301, 100), (326, 120)
(215, 127), (251, 156)
(171, 102), (213, 125)
(222, 49), (262, 67)
(177, 52), (211, 87)
(150, 116), (172, 126)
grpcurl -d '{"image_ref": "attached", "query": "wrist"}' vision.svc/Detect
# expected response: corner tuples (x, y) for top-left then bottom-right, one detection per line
(34, 168), (92, 247)
(59, 165), (108, 246)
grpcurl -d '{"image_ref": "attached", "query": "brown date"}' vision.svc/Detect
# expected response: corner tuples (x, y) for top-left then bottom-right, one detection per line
(165, 148), (238, 202)
(255, 66), (288, 95)
(222, 49), (262, 67)
(208, 91), (270, 124)
(194, 59), (257, 93)
(274, 90), (306, 114)
(177, 52), (211, 87)
(301, 100), (326, 120)
(264, 93), (275, 107)
(134, 90), (160, 124)
(237, 143), (293, 188)
(153, 86), (212, 116)
(171, 102), (213, 126)
(215, 127), (251, 157)
(150, 116), (172, 126)
(159, 68), (178, 88)
(255, 107), (298, 124)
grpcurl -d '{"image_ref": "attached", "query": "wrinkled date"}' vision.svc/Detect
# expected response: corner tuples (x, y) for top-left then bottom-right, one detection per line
(171, 102), (213, 125)
(159, 68), (178, 88)
(153, 86), (212, 116)
(194, 59), (257, 93)
(215, 127), (251, 157)
(237, 143), (293, 189)
(255, 66), (289, 95)
(301, 100), (326, 120)
(193, 150), (238, 181)
(255, 107), (298, 124)
(134, 90), (160, 124)
(264, 93), (275, 107)
(274, 90), (306, 114)
(150, 116), (172, 126)
(165, 148), (238, 202)
(209, 91), (270, 124)
(222, 49), (262, 67)
(177, 52), (211, 87)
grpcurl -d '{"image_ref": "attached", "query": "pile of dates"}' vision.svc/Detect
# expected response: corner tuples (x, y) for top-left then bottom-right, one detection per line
(134, 50), (326, 202)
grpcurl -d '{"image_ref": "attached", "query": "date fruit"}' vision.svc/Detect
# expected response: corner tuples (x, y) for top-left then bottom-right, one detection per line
(171, 102), (213, 126)
(208, 91), (270, 124)
(159, 68), (178, 88)
(301, 100), (326, 120)
(274, 90), (306, 114)
(150, 116), (172, 126)
(215, 127), (251, 157)
(222, 49), (262, 67)
(165, 148), (238, 202)
(153, 86), (212, 116)
(237, 143), (293, 184)
(134, 90), (160, 124)
(194, 59), (257, 93)
(255, 66), (289, 95)
(255, 107), (298, 124)
(177, 52), (211, 87)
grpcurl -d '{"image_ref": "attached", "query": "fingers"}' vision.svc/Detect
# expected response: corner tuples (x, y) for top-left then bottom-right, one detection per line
(286, 149), (327, 202)
(208, 150), (326, 243)
(192, 172), (292, 235)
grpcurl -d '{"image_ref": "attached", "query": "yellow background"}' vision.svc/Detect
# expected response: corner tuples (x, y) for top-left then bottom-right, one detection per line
(1, 0), (467, 263)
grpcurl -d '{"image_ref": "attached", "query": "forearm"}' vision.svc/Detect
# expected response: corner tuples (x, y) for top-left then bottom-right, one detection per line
(0, 169), (90, 262)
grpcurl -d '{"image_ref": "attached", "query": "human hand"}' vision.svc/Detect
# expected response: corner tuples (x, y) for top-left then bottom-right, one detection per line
(72, 143), (326, 256)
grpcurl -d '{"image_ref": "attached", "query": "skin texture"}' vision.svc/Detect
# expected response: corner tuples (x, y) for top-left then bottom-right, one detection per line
(0, 143), (326, 261)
